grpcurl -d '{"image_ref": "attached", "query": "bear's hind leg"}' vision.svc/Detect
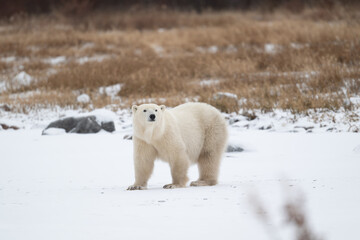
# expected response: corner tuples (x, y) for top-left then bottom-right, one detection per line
(190, 151), (222, 187)
(191, 119), (228, 187)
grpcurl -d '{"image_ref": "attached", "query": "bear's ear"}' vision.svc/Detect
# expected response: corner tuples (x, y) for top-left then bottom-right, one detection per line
(132, 105), (138, 113)
(160, 105), (166, 111)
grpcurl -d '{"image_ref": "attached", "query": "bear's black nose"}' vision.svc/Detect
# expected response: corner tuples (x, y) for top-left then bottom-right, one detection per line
(149, 114), (156, 120)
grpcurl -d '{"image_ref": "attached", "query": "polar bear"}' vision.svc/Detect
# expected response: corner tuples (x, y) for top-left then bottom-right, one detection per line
(127, 102), (228, 190)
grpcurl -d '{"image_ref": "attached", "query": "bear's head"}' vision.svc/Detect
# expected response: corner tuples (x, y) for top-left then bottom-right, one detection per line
(132, 104), (166, 127)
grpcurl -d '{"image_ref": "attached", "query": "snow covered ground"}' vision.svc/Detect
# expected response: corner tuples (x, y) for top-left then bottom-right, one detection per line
(1, 109), (360, 240)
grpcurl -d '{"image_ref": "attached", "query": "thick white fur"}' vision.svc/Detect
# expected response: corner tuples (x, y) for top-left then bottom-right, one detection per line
(127, 102), (228, 190)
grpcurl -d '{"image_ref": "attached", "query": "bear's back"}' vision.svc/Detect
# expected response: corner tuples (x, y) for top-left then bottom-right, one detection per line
(170, 102), (224, 127)
(167, 102), (227, 162)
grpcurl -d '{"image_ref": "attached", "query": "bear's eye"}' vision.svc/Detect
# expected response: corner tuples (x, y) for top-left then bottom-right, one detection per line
(143, 109), (147, 112)
(155, 109), (158, 112)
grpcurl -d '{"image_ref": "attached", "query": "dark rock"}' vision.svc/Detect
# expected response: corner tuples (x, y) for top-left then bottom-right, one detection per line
(69, 117), (102, 134)
(0, 104), (11, 112)
(42, 116), (115, 135)
(242, 112), (257, 121)
(259, 125), (272, 130)
(123, 134), (133, 140)
(0, 123), (19, 130)
(45, 117), (81, 133)
(349, 126), (359, 133)
(101, 121), (115, 132)
(295, 126), (314, 131)
(288, 130), (299, 133)
(326, 127), (335, 132)
(229, 118), (240, 125)
(226, 144), (244, 152)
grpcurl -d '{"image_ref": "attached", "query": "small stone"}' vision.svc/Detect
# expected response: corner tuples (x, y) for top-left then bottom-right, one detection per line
(229, 118), (240, 125)
(0, 123), (19, 130)
(259, 125), (272, 130)
(0, 104), (11, 112)
(226, 144), (244, 152)
(123, 134), (133, 140)
(295, 126), (314, 131)
(242, 112), (257, 121)
(101, 121), (115, 132)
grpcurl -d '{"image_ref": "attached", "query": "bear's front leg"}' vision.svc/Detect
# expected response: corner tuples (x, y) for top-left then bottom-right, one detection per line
(128, 137), (157, 190)
(163, 155), (190, 189)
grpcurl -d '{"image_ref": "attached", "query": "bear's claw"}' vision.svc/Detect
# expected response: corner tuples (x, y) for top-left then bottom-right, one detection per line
(163, 184), (176, 189)
(163, 183), (186, 189)
(127, 185), (146, 190)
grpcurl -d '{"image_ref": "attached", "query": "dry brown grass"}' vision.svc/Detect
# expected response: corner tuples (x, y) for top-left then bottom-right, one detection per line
(251, 192), (323, 240)
(0, 7), (360, 113)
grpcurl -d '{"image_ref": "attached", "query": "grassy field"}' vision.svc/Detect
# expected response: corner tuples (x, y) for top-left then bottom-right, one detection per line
(0, 7), (359, 113)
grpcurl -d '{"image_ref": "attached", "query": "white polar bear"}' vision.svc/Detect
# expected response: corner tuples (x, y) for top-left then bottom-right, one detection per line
(127, 102), (228, 190)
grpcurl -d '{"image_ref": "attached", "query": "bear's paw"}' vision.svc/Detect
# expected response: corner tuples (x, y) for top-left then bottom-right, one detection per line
(190, 180), (217, 187)
(127, 185), (146, 190)
(163, 183), (186, 189)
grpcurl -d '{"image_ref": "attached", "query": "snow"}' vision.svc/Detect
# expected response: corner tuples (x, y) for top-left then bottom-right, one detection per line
(214, 92), (238, 99)
(229, 109), (360, 133)
(150, 44), (164, 55)
(42, 127), (66, 135)
(0, 106), (359, 133)
(77, 94), (91, 103)
(264, 43), (279, 54)
(0, 124), (360, 240)
(45, 56), (66, 65)
(99, 84), (123, 98)
(0, 107), (129, 131)
(77, 55), (109, 64)
(353, 145), (360, 153)
(1, 56), (16, 62)
(290, 42), (305, 49)
(196, 46), (219, 54)
(225, 45), (237, 53)
(350, 96), (360, 105)
(87, 109), (118, 125)
(199, 79), (220, 86)
(12, 71), (33, 86)
(0, 106), (359, 240)
(8, 90), (41, 100)
(0, 81), (7, 93)
(80, 42), (95, 50)
(207, 46), (218, 54)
